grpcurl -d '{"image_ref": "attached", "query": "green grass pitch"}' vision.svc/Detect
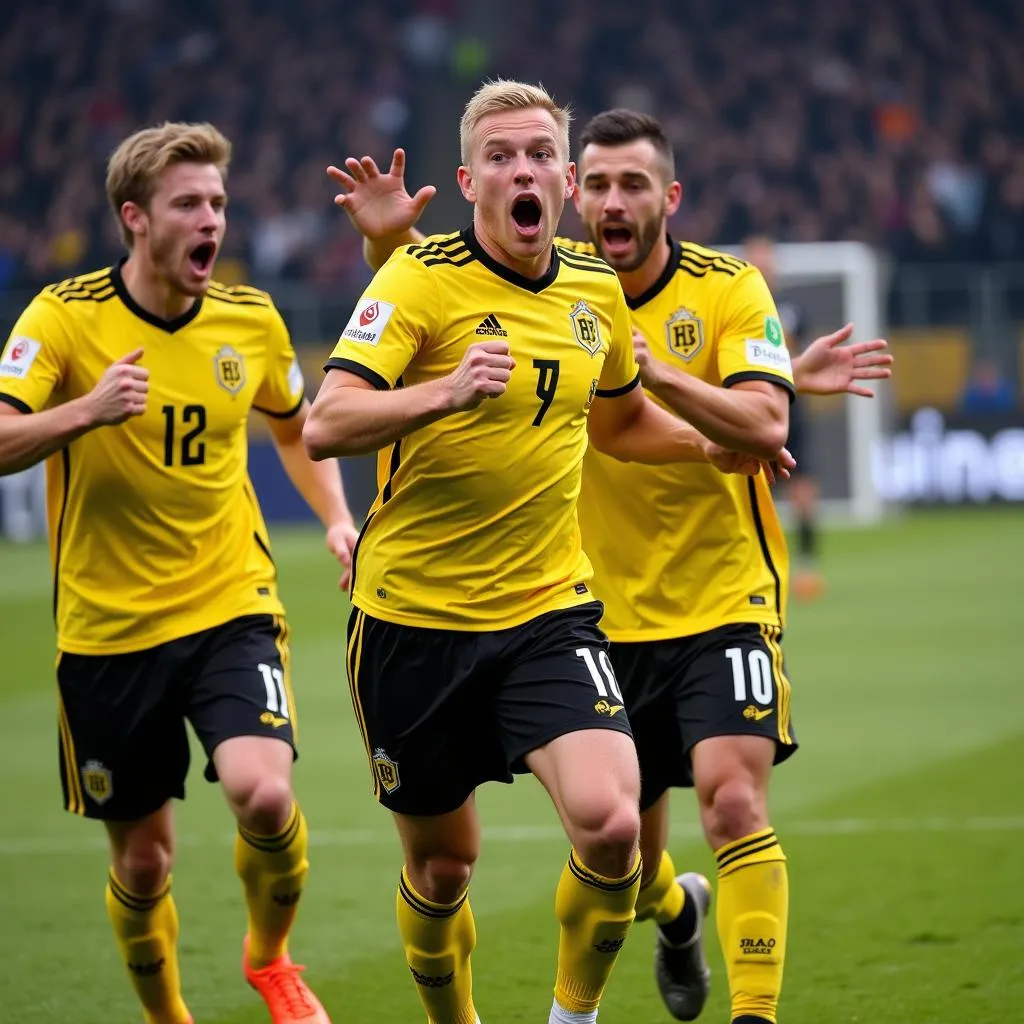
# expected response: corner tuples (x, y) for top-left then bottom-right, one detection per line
(1, 506), (1021, 1022)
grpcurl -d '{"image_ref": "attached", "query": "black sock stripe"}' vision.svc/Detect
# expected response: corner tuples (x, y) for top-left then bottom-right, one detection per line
(716, 830), (776, 864)
(398, 874), (467, 919)
(716, 837), (781, 872)
(238, 805), (301, 853)
(568, 851), (643, 893)
(108, 872), (169, 912)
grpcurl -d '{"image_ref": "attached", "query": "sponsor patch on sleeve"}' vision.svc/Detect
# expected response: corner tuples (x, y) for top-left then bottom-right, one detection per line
(287, 357), (304, 397)
(340, 298), (395, 346)
(0, 336), (42, 379)
(744, 339), (792, 375)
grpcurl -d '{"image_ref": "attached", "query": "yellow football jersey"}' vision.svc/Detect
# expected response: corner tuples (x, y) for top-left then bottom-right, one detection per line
(0, 263), (306, 654)
(559, 237), (796, 640)
(326, 228), (639, 630)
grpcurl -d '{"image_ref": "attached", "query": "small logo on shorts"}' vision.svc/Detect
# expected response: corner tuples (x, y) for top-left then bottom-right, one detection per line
(748, 594), (766, 606)
(373, 747), (401, 794)
(80, 759), (113, 805)
(594, 699), (625, 717)
(260, 711), (289, 728)
(574, 583), (589, 595)
(742, 705), (774, 721)
(376, 587), (387, 599)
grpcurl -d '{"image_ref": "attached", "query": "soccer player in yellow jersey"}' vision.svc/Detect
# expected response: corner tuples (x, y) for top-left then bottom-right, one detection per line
(329, 109), (890, 1024)
(304, 81), (779, 1024)
(0, 123), (359, 1024)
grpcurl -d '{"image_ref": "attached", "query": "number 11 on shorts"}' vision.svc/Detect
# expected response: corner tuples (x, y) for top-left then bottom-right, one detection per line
(258, 662), (290, 718)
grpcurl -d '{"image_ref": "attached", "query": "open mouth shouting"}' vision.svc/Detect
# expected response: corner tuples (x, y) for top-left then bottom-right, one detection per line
(598, 221), (636, 259)
(188, 240), (217, 279)
(511, 193), (543, 240)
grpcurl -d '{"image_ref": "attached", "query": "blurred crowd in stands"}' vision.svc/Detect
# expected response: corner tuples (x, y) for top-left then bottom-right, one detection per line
(2, 0), (1023, 296)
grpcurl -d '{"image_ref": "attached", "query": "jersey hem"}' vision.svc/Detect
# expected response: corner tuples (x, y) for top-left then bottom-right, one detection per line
(324, 358), (390, 391)
(351, 590), (596, 631)
(253, 395), (305, 419)
(604, 609), (784, 643)
(723, 370), (796, 400)
(55, 600), (286, 655)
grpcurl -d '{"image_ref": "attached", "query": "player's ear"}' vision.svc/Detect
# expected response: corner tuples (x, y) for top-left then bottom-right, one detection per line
(665, 180), (682, 218)
(120, 201), (148, 238)
(457, 165), (476, 203)
(564, 161), (577, 201)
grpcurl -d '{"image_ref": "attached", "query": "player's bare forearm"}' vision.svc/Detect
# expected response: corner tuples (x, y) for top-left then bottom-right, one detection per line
(0, 398), (97, 475)
(364, 230), (425, 272)
(642, 367), (788, 461)
(591, 396), (708, 465)
(304, 376), (453, 459)
(267, 406), (355, 529)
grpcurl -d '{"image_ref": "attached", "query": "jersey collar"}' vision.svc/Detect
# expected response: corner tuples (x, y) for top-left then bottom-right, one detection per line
(462, 226), (561, 293)
(625, 234), (681, 311)
(111, 258), (204, 333)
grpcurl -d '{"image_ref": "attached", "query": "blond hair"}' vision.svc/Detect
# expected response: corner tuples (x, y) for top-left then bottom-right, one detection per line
(106, 122), (231, 247)
(459, 79), (571, 165)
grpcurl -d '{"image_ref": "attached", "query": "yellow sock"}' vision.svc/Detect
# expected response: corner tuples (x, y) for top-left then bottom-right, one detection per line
(553, 849), (642, 1013)
(396, 868), (478, 1024)
(105, 871), (190, 1024)
(715, 828), (788, 1024)
(634, 850), (685, 924)
(235, 801), (308, 967)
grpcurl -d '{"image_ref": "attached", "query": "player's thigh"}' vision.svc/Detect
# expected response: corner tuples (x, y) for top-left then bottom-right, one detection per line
(56, 647), (189, 820)
(610, 639), (692, 810)
(679, 622), (798, 765)
(186, 614), (298, 783)
(347, 607), (503, 816)
(500, 602), (636, 782)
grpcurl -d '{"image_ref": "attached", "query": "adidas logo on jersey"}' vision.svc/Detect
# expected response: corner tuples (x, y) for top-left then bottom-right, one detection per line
(475, 314), (508, 337)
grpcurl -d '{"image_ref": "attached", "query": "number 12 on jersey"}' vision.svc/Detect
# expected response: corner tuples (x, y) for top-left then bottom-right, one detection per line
(162, 404), (207, 466)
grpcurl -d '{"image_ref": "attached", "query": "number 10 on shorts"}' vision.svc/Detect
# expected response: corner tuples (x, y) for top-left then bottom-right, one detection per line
(575, 647), (624, 701)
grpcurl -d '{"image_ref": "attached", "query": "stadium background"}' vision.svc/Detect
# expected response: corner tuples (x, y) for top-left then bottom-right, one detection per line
(0, 1), (1021, 1021)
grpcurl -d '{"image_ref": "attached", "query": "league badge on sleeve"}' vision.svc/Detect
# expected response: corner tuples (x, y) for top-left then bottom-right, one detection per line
(342, 298), (395, 346)
(0, 336), (42, 378)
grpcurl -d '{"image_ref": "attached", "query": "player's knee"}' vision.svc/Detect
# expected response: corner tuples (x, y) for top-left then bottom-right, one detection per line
(407, 851), (476, 905)
(702, 777), (765, 845)
(229, 773), (295, 835)
(113, 838), (173, 895)
(570, 797), (641, 878)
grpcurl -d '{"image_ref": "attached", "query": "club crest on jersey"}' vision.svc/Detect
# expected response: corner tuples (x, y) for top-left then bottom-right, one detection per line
(569, 300), (602, 356)
(372, 747), (401, 794)
(665, 307), (704, 362)
(214, 345), (246, 395)
(80, 759), (113, 805)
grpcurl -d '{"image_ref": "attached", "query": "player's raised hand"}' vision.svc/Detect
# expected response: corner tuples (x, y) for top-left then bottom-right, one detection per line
(631, 327), (669, 389)
(445, 342), (516, 411)
(794, 322), (893, 397)
(86, 348), (149, 426)
(327, 149), (437, 241)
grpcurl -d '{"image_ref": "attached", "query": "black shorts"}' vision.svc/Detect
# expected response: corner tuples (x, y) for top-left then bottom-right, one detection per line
(57, 614), (297, 821)
(611, 622), (798, 810)
(346, 601), (634, 816)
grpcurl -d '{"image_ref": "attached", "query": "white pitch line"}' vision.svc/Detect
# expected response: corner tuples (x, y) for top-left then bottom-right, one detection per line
(1, 816), (1023, 857)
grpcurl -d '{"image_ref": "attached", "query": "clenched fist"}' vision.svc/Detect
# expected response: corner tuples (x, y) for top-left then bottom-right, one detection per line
(86, 348), (149, 426)
(445, 342), (516, 411)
